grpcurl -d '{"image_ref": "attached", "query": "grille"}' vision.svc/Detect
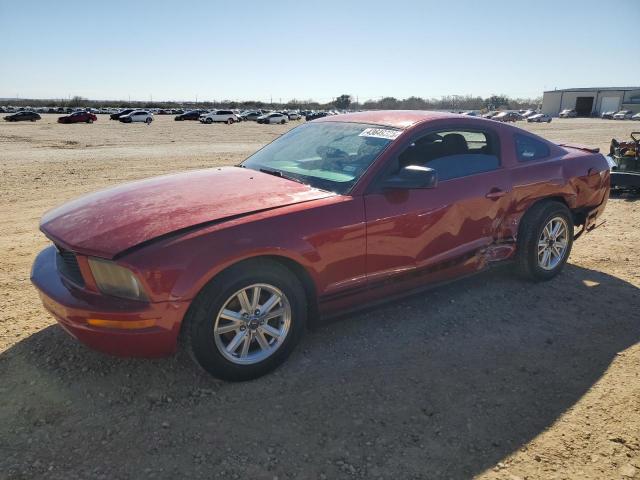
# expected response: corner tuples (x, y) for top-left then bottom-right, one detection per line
(55, 245), (85, 286)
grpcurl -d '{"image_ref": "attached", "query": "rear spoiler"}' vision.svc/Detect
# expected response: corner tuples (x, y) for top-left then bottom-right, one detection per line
(557, 143), (600, 153)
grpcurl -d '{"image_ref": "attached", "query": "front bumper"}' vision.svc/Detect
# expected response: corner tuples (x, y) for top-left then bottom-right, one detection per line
(30, 246), (189, 357)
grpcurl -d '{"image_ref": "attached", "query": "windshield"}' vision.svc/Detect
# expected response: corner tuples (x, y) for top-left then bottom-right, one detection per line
(242, 122), (399, 194)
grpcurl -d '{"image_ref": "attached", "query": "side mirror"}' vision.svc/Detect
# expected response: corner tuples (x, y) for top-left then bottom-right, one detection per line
(382, 165), (438, 190)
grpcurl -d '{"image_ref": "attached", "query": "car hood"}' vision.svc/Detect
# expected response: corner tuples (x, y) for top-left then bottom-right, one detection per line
(40, 166), (334, 259)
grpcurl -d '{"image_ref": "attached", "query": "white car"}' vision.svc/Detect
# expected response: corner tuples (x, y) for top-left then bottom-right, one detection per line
(119, 110), (153, 124)
(199, 110), (238, 124)
(559, 109), (577, 118)
(613, 110), (633, 120)
(521, 109), (537, 119)
(257, 113), (289, 124)
(527, 113), (552, 123)
(632, 113), (640, 121)
(287, 111), (301, 120)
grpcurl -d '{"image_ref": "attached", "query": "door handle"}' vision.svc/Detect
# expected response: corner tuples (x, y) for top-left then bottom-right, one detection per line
(485, 189), (507, 200)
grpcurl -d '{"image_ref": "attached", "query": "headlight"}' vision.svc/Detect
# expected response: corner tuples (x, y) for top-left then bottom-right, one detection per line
(88, 258), (148, 301)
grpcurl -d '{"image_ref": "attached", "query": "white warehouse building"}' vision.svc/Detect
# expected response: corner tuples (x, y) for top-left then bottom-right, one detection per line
(542, 87), (640, 117)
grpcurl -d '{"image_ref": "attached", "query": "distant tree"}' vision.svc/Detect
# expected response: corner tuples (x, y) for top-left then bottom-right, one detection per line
(69, 96), (86, 107)
(378, 97), (400, 109)
(485, 95), (510, 110)
(333, 94), (351, 110)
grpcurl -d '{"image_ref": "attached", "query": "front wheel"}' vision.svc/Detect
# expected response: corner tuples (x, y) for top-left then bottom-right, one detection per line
(206, 118), (213, 124)
(226, 118), (234, 125)
(145, 117), (152, 124)
(516, 201), (574, 281)
(183, 260), (307, 381)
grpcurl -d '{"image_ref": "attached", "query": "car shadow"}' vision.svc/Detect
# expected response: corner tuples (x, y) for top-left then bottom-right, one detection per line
(1, 264), (638, 479)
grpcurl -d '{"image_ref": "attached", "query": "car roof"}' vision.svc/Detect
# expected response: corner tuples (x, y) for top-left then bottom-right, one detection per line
(314, 110), (459, 129)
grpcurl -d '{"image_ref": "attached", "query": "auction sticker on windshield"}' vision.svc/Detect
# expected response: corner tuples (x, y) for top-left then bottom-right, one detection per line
(358, 128), (402, 140)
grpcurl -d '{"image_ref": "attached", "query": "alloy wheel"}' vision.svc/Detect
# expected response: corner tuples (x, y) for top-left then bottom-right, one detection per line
(213, 283), (291, 365)
(538, 216), (569, 270)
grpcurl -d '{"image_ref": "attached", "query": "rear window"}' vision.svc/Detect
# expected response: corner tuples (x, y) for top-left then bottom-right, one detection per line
(514, 134), (550, 162)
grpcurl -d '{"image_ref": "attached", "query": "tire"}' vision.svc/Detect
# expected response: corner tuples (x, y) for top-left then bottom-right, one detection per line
(182, 259), (307, 381)
(145, 117), (152, 124)
(226, 118), (233, 125)
(206, 118), (213, 124)
(515, 201), (574, 281)
(280, 119), (285, 125)
(87, 119), (93, 124)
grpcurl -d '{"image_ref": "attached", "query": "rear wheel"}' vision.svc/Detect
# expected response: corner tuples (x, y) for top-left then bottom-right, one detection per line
(516, 201), (573, 281)
(182, 260), (307, 381)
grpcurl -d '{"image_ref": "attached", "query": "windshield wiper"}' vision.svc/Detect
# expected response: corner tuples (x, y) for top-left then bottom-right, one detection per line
(259, 167), (305, 185)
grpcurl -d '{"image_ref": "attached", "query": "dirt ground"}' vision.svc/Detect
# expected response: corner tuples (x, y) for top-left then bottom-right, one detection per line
(0, 115), (638, 480)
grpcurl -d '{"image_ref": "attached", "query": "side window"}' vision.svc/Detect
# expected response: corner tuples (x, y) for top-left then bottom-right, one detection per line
(514, 134), (550, 162)
(397, 128), (500, 181)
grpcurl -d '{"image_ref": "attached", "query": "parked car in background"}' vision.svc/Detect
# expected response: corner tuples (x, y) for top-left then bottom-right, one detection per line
(527, 113), (552, 123)
(613, 110), (633, 120)
(305, 111), (328, 121)
(58, 111), (98, 124)
(559, 109), (577, 118)
(4, 111), (41, 122)
(461, 111), (477, 116)
(632, 113), (640, 121)
(257, 112), (288, 124)
(110, 109), (134, 120)
(240, 111), (263, 121)
(521, 110), (537, 119)
(199, 110), (238, 124)
(287, 111), (302, 120)
(492, 111), (522, 122)
(119, 110), (153, 124)
(601, 111), (616, 120)
(175, 110), (206, 121)
(31, 111), (611, 381)
(482, 111), (499, 119)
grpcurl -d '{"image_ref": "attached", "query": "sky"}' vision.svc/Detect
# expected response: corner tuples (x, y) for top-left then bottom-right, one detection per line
(1, 0), (639, 103)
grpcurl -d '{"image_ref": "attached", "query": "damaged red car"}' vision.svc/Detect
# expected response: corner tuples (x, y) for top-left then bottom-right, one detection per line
(31, 111), (610, 381)
(58, 111), (98, 124)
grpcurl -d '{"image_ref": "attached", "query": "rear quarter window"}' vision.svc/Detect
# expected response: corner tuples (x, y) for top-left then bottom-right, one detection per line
(514, 134), (550, 162)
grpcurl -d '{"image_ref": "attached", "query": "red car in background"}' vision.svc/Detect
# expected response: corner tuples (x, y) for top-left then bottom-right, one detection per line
(58, 111), (97, 124)
(31, 111), (610, 381)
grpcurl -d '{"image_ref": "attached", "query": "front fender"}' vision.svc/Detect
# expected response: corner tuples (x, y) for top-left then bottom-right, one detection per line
(119, 196), (366, 304)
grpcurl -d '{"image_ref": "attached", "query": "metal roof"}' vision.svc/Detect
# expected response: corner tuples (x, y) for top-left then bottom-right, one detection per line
(544, 87), (640, 93)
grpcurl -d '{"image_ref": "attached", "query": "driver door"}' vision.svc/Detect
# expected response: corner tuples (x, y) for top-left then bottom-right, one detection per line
(364, 126), (512, 291)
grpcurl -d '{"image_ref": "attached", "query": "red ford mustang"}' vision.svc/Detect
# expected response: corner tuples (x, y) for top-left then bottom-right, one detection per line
(31, 111), (610, 380)
(58, 111), (98, 124)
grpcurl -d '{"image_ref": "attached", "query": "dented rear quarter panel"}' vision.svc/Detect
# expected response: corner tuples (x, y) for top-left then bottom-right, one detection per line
(499, 128), (610, 240)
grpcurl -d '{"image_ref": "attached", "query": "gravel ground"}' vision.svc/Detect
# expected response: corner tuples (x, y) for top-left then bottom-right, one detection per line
(0, 116), (639, 479)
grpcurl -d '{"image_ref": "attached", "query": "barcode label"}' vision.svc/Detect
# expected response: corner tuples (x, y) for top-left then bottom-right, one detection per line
(358, 128), (402, 140)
